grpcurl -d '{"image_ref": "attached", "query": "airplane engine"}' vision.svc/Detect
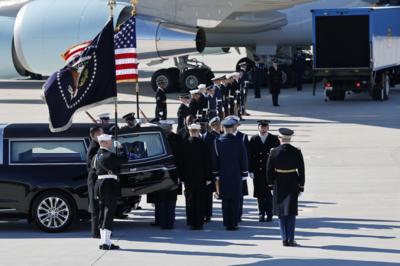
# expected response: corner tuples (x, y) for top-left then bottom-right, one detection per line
(13, 0), (206, 76)
(0, 17), (20, 79)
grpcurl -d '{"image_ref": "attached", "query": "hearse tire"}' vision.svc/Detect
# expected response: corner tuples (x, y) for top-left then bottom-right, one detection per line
(32, 191), (76, 233)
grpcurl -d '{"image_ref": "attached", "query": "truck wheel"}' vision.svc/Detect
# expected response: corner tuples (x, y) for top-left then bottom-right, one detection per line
(180, 69), (208, 92)
(326, 90), (336, 101)
(151, 69), (178, 93)
(280, 65), (294, 88)
(32, 191), (76, 233)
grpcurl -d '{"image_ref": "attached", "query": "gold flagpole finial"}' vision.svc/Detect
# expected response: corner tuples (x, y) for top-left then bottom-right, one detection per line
(131, 0), (139, 16)
(108, 0), (116, 18)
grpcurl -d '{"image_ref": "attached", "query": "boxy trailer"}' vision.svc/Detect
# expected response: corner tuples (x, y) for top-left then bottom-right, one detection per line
(311, 7), (400, 101)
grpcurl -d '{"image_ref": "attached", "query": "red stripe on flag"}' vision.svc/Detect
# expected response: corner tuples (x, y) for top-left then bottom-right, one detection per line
(116, 74), (138, 81)
(115, 53), (137, 60)
(64, 47), (87, 61)
(115, 64), (138, 70)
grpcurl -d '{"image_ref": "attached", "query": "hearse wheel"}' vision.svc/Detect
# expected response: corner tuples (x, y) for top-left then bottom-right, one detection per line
(32, 191), (76, 233)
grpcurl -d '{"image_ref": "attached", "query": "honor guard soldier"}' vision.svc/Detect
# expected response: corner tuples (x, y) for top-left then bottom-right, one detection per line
(156, 120), (183, 229)
(98, 113), (110, 125)
(155, 83), (167, 120)
(252, 56), (266, 98)
(211, 76), (225, 118)
(189, 89), (202, 117)
(181, 123), (212, 230)
(206, 85), (218, 120)
(177, 94), (191, 131)
(293, 49), (306, 91)
(268, 58), (283, 107)
(95, 134), (128, 250)
(266, 128), (305, 247)
(197, 84), (209, 119)
(248, 120), (280, 222)
(121, 112), (140, 130)
(220, 76), (231, 117)
(229, 116), (250, 221)
(178, 114), (196, 140)
(212, 117), (248, 230)
(238, 62), (251, 116)
(86, 126), (104, 238)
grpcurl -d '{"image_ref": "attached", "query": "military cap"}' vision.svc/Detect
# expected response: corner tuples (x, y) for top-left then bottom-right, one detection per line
(226, 115), (240, 124)
(190, 89), (200, 95)
(122, 112), (135, 120)
(188, 123), (201, 130)
(231, 72), (241, 77)
(197, 84), (207, 90)
(257, 120), (271, 127)
(278, 128), (294, 137)
(97, 134), (112, 142)
(98, 113), (110, 120)
(222, 117), (237, 128)
(209, 116), (220, 126)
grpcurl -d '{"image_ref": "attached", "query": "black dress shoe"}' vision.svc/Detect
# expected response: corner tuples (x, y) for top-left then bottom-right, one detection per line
(266, 216), (273, 222)
(282, 241), (289, 247)
(226, 226), (238, 231)
(101, 244), (120, 250)
(259, 215), (265, 222)
(135, 206), (143, 210)
(99, 245), (104, 250)
(92, 234), (100, 239)
(288, 241), (300, 247)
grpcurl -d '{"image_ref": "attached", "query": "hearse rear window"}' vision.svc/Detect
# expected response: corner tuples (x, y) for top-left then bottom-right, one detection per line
(10, 140), (86, 164)
(117, 132), (165, 161)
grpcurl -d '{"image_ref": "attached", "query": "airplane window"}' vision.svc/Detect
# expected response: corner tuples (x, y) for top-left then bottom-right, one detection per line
(117, 133), (165, 160)
(10, 140), (86, 164)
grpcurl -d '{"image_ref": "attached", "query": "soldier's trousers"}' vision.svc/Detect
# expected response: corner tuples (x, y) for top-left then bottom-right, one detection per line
(271, 93), (279, 106)
(254, 84), (261, 98)
(222, 197), (240, 228)
(204, 185), (214, 220)
(87, 173), (99, 236)
(96, 179), (117, 231)
(257, 192), (273, 217)
(279, 215), (296, 242)
(157, 199), (177, 229)
(185, 189), (205, 228)
(295, 72), (303, 91)
(155, 106), (167, 120)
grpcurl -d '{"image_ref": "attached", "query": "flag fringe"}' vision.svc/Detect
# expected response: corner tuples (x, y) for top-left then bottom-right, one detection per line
(117, 79), (138, 83)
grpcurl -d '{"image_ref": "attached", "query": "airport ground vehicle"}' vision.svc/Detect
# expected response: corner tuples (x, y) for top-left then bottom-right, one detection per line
(312, 7), (400, 101)
(0, 123), (176, 232)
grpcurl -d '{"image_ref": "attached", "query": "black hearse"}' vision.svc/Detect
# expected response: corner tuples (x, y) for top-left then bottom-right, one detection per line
(0, 123), (176, 232)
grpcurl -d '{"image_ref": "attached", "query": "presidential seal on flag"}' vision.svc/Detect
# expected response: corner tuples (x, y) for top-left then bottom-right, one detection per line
(43, 19), (117, 132)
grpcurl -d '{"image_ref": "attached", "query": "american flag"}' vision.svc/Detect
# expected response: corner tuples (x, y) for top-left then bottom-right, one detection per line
(114, 16), (138, 83)
(62, 41), (90, 63)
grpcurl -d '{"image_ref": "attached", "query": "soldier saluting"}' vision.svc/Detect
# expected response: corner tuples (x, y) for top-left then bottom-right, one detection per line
(155, 83), (167, 121)
(95, 134), (127, 250)
(266, 128), (305, 247)
(248, 120), (280, 222)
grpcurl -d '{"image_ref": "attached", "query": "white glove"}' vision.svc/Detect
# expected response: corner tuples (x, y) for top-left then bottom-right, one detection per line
(113, 141), (122, 148)
(206, 181), (212, 186)
(249, 172), (254, 179)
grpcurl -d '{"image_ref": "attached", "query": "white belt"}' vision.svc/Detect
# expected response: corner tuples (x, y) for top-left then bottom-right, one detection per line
(98, 175), (118, 180)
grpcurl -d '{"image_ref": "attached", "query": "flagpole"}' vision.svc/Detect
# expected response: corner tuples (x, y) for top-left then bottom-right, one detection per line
(108, 0), (118, 152)
(131, 0), (140, 120)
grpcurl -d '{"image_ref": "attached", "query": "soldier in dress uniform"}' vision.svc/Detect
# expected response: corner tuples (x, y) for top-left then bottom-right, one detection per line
(209, 116), (222, 136)
(211, 76), (224, 118)
(189, 89), (202, 117)
(177, 94), (191, 131)
(266, 128), (305, 247)
(121, 112), (140, 130)
(252, 56), (266, 98)
(238, 62), (251, 116)
(220, 76), (231, 117)
(95, 134), (127, 250)
(212, 117), (248, 230)
(228, 116), (250, 222)
(98, 113), (110, 125)
(231, 72), (243, 120)
(248, 120), (280, 222)
(86, 126), (104, 238)
(206, 85), (218, 120)
(293, 49), (306, 91)
(268, 58), (283, 107)
(181, 123), (212, 230)
(198, 84), (209, 119)
(155, 84), (167, 120)
(156, 120), (183, 229)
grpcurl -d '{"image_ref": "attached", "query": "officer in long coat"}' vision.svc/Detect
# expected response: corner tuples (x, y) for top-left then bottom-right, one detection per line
(177, 94), (191, 131)
(156, 120), (183, 229)
(230, 116), (250, 222)
(266, 128), (305, 247)
(155, 85), (167, 120)
(252, 56), (266, 98)
(248, 120), (280, 222)
(86, 126), (103, 238)
(212, 117), (248, 230)
(181, 123), (212, 230)
(268, 58), (283, 107)
(293, 49), (306, 91)
(95, 134), (127, 250)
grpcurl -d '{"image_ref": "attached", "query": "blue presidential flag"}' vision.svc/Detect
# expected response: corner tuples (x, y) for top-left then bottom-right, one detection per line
(43, 19), (116, 132)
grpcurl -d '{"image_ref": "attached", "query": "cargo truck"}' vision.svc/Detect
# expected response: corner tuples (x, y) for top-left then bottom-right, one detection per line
(311, 7), (400, 101)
